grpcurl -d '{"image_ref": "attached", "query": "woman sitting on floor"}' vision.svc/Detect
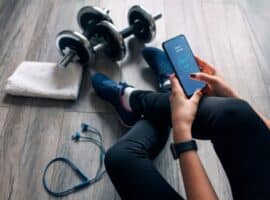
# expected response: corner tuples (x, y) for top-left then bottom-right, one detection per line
(91, 47), (270, 200)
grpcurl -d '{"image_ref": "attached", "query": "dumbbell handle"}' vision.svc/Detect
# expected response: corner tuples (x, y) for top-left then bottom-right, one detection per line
(58, 42), (106, 68)
(120, 13), (162, 39)
(153, 13), (162, 21)
(58, 50), (77, 68)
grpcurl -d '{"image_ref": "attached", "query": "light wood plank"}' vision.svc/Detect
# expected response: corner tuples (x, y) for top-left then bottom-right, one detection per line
(239, 0), (270, 79)
(10, 104), (64, 200)
(238, 0), (270, 77)
(0, 99), (31, 200)
(238, 0), (270, 116)
(224, 2), (269, 117)
(225, 3), (268, 99)
(0, 107), (8, 136)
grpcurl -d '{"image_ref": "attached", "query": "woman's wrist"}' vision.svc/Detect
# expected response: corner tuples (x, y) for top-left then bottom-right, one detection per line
(173, 125), (192, 143)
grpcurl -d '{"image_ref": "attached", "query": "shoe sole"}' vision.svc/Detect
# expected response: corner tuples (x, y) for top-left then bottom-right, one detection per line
(107, 101), (134, 128)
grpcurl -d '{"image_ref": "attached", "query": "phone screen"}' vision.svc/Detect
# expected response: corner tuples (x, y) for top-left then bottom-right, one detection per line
(163, 35), (205, 97)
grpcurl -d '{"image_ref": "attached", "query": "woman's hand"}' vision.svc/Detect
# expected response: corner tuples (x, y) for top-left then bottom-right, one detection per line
(191, 56), (239, 98)
(169, 74), (202, 143)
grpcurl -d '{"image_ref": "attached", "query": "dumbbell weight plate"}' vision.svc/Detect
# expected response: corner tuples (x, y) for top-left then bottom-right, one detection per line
(96, 21), (126, 61)
(56, 30), (92, 65)
(128, 5), (156, 43)
(77, 6), (113, 39)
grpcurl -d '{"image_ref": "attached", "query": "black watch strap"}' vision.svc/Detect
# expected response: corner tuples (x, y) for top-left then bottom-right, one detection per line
(170, 140), (198, 160)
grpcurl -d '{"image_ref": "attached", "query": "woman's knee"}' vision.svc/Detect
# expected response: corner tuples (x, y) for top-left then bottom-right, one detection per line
(198, 97), (254, 123)
(105, 140), (143, 174)
(214, 98), (255, 128)
(218, 98), (252, 117)
(104, 144), (126, 173)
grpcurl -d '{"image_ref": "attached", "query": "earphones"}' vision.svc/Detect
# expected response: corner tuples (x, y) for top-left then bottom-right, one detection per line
(42, 123), (106, 197)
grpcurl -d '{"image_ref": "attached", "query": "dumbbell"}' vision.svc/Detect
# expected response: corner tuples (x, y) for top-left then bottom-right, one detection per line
(56, 5), (162, 68)
(56, 6), (114, 68)
(94, 5), (162, 60)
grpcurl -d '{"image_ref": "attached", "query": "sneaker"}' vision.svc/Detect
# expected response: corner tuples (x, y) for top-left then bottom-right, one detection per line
(142, 47), (174, 90)
(91, 73), (139, 127)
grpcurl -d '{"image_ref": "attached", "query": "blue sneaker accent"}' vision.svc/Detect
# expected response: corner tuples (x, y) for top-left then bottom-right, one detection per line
(91, 73), (139, 127)
(142, 47), (174, 89)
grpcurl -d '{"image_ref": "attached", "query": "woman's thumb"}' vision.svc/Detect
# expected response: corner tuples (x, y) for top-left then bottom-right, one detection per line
(191, 89), (203, 104)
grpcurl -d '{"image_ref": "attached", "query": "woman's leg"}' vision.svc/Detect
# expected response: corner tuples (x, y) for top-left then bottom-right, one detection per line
(105, 120), (184, 200)
(130, 91), (270, 199)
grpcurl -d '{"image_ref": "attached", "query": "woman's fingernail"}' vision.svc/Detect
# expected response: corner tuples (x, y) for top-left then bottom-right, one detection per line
(165, 73), (172, 78)
(169, 73), (175, 79)
(190, 73), (196, 78)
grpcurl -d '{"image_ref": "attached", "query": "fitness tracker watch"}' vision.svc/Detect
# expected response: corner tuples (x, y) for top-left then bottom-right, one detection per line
(170, 140), (198, 160)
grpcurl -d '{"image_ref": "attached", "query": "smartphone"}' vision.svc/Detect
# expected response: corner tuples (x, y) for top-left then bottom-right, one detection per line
(162, 34), (205, 97)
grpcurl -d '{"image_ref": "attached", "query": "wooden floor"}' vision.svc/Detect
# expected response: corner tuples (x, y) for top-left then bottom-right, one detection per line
(1, 0), (270, 199)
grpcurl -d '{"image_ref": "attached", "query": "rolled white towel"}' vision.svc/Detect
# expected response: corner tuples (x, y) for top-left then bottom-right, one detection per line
(5, 61), (83, 100)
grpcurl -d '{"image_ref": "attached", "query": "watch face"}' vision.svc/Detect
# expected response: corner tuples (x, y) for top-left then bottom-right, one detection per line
(170, 140), (198, 159)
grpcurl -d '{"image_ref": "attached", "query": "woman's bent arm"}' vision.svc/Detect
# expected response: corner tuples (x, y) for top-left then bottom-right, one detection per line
(177, 138), (218, 200)
(169, 75), (218, 200)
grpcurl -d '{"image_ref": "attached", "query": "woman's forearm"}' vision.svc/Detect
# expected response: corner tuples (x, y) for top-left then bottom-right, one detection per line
(177, 133), (218, 200)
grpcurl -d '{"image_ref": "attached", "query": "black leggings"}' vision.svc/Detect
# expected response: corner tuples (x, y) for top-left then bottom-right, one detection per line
(105, 91), (270, 200)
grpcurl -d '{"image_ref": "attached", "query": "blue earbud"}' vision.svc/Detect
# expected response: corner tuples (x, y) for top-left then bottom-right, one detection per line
(72, 132), (81, 142)
(81, 123), (89, 132)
